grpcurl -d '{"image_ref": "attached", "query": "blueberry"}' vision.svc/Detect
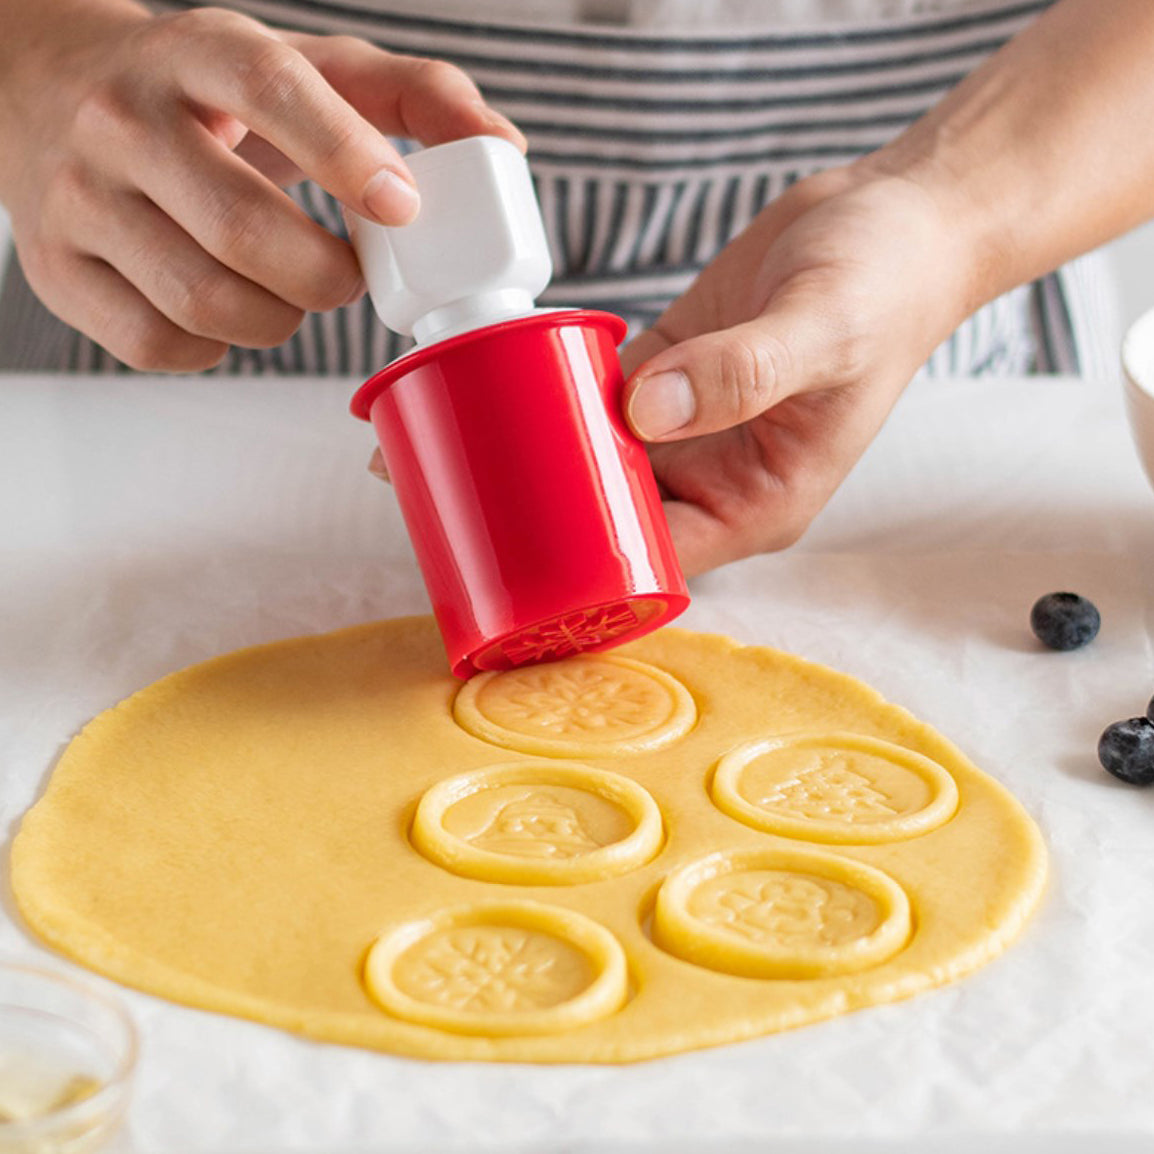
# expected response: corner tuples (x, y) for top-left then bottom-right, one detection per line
(1029, 592), (1100, 651)
(1098, 718), (1154, 785)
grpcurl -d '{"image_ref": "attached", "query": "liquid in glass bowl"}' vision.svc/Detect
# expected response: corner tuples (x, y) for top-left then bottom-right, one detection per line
(0, 965), (136, 1154)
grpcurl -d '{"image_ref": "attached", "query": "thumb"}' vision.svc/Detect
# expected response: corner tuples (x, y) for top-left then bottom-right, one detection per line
(624, 306), (826, 442)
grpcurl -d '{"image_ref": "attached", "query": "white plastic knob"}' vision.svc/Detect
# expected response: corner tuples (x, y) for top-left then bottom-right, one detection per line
(345, 135), (552, 346)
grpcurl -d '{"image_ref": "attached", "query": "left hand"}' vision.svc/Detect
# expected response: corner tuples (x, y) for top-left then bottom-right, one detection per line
(0, 6), (526, 372)
(620, 161), (978, 577)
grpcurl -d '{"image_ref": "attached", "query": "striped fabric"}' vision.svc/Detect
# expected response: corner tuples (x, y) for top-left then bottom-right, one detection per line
(0, 0), (1120, 377)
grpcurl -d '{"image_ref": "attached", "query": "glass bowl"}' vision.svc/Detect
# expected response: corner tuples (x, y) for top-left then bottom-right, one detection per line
(0, 963), (137, 1153)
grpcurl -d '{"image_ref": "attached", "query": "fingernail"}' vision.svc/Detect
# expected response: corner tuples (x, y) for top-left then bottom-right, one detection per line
(628, 370), (695, 440)
(362, 169), (420, 225)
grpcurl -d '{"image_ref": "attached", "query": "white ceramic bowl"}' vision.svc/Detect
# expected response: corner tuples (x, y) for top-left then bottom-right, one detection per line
(1122, 305), (1154, 491)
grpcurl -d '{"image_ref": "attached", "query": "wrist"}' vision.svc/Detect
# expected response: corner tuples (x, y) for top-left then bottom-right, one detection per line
(855, 0), (1154, 325)
(853, 139), (1008, 328)
(835, 148), (990, 352)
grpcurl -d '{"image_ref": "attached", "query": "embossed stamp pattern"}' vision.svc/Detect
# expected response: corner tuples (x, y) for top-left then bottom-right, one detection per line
(653, 847), (911, 979)
(454, 654), (696, 756)
(364, 901), (628, 1036)
(12, 618), (1048, 1062)
(411, 762), (664, 884)
(712, 733), (959, 844)
(473, 600), (665, 670)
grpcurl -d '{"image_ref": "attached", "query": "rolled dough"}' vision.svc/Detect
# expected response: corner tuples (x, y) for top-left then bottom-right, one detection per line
(11, 618), (1046, 1062)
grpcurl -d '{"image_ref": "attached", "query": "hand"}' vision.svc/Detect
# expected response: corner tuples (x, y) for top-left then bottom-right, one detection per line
(0, 5), (524, 371)
(620, 163), (977, 577)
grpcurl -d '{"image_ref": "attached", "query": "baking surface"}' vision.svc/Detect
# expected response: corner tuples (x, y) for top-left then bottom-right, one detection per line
(2, 371), (1153, 1150)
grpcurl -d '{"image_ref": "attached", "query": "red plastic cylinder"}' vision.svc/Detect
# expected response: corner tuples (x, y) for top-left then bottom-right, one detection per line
(351, 309), (689, 678)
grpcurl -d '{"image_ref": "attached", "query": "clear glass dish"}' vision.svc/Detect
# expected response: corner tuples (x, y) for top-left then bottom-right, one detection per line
(0, 963), (137, 1153)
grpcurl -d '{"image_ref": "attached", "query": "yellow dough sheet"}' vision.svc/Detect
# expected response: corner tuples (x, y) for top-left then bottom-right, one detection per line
(11, 618), (1047, 1063)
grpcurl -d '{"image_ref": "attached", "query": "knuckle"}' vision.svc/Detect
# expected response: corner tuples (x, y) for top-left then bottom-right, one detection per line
(41, 159), (94, 220)
(312, 114), (360, 169)
(170, 266), (303, 347)
(749, 334), (790, 408)
(415, 56), (477, 96)
(328, 33), (373, 56)
(206, 193), (269, 260)
(112, 319), (201, 372)
(160, 5), (264, 43)
(815, 305), (870, 385)
(169, 269), (231, 336)
(807, 284), (874, 385)
(71, 80), (140, 147)
(238, 41), (312, 113)
(831, 327), (872, 384)
(718, 337), (783, 424)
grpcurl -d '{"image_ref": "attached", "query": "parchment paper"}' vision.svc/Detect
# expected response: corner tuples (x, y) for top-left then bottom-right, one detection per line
(2, 372), (1153, 1153)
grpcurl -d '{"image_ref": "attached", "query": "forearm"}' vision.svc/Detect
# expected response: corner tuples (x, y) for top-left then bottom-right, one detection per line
(866, 0), (1154, 314)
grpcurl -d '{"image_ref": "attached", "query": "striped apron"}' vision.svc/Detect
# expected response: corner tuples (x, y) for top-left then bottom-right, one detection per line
(0, 0), (1120, 377)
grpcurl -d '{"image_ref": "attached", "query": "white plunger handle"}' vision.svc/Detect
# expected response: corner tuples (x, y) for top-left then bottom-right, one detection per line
(345, 136), (553, 345)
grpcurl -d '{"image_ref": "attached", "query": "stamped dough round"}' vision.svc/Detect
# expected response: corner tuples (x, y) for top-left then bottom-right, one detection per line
(653, 847), (911, 979)
(10, 618), (1048, 1063)
(363, 901), (628, 1036)
(453, 654), (696, 756)
(412, 762), (664, 885)
(711, 732), (959, 844)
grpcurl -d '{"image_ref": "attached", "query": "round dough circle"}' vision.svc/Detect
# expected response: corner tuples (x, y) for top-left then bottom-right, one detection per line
(364, 901), (628, 1036)
(711, 732), (959, 844)
(10, 618), (1048, 1063)
(653, 846), (911, 979)
(453, 654), (696, 756)
(411, 762), (664, 884)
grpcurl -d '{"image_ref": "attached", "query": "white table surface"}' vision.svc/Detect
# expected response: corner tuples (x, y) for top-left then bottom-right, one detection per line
(2, 370), (1153, 1154)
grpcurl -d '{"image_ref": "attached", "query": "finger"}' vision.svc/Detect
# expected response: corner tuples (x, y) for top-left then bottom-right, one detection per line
(623, 296), (833, 442)
(81, 189), (304, 348)
(290, 34), (527, 153)
(166, 11), (422, 223)
(645, 425), (794, 574)
(368, 447), (390, 483)
(126, 117), (364, 313)
(32, 252), (228, 372)
(619, 327), (672, 381)
(646, 366), (902, 575)
(232, 132), (305, 188)
(660, 498), (735, 580)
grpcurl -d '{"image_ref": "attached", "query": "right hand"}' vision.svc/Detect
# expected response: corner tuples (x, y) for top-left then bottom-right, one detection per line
(617, 164), (976, 576)
(0, 5), (525, 371)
